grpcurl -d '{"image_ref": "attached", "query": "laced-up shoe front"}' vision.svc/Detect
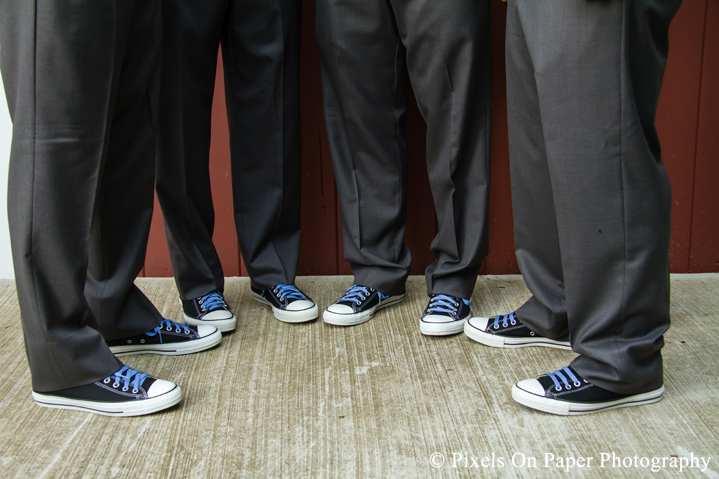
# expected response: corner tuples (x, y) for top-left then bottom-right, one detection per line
(420, 294), (472, 336)
(464, 312), (571, 350)
(323, 285), (404, 326)
(106, 319), (221, 356)
(251, 283), (318, 323)
(181, 290), (236, 332)
(512, 365), (665, 416)
(31, 366), (182, 417)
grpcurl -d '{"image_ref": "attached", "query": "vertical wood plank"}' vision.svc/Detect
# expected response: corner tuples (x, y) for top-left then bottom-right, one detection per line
(144, 194), (173, 277)
(210, 54), (241, 277)
(298, 0), (340, 276)
(485, 0), (518, 275)
(689, 0), (719, 272)
(405, 88), (437, 276)
(656, 0), (708, 272)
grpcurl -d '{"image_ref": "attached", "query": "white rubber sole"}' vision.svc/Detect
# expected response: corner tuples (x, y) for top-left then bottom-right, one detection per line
(252, 294), (319, 323)
(420, 318), (467, 336)
(511, 384), (665, 416)
(32, 386), (183, 417)
(109, 328), (222, 356)
(323, 294), (405, 326)
(183, 312), (236, 333)
(464, 318), (572, 350)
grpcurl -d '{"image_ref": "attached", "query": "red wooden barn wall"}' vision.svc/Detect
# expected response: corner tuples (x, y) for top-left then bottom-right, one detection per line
(143, 0), (719, 279)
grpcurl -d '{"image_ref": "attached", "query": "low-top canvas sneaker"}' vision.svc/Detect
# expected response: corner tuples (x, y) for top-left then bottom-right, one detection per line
(251, 284), (318, 323)
(181, 291), (236, 332)
(464, 312), (571, 350)
(512, 366), (665, 416)
(420, 294), (472, 336)
(107, 319), (221, 356)
(323, 285), (404, 326)
(31, 366), (182, 417)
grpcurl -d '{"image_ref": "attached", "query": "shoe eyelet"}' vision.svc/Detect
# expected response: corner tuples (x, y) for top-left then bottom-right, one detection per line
(140, 339), (145, 343)
(132, 389), (139, 394)
(113, 382), (120, 388)
(530, 331), (535, 336)
(175, 328), (181, 333)
(127, 340), (132, 344)
(166, 327), (172, 332)
(122, 386), (129, 392)
(510, 321), (516, 325)
(574, 382), (581, 387)
(555, 386), (562, 392)
(103, 378), (111, 384)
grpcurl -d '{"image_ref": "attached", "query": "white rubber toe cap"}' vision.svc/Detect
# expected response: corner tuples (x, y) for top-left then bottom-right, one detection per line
(466, 316), (490, 331)
(515, 378), (545, 396)
(422, 313), (453, 324)
(287, 299), (315, 311)
(147, 378), (179, 398)
(325, 303), (354, 315)
(202, 310), (233, 320)
(196, 324), (219, 337)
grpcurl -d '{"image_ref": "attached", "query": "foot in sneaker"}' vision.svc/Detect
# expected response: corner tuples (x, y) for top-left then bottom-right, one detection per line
(464, 312), (571, 350)
(31, 366), (182, 417)
(420, 294), (472, 336)
(181, 290), (236, 332)
(251, 284), (318, 323)
(323, 285), (404, 326)
(512, 366), (664, 416)
(106, 319), (222, 356)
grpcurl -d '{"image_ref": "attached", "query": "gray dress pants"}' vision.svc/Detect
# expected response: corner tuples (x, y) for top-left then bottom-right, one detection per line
(156, 0), (302, 298)
(506, 0), (681, 394)
(316, 0), (492, 299)
(0, 0), (163, 392)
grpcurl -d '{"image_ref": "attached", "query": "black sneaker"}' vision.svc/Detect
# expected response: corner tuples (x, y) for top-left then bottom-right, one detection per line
(106, 319), (222, 356)
(31, 366), (182, 417)
(181, 290), (236, 332)
(512, 366), (665, 416)
(420, 294), (472, 336)
(251, 284), (318, 323)
(323, 285), (404, 326)
(464, 312), (571, 350)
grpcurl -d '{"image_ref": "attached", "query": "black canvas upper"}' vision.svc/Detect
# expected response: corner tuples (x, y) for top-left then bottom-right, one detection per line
(534, 367), (633, 403)
(251, 284), (313, 310)
(106, 319), (202, 348)
(181, 291), (232, 320)
(36, 367), (162, 403)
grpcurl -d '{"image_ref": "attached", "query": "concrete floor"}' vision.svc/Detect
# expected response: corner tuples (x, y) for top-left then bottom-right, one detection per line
(0, 275), (717, 478)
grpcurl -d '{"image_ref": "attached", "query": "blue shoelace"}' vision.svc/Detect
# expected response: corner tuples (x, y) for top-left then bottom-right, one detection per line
(493, 312), (517, 329)
(337, 285), (387, 305)
(199, 291), (228, 312)
(273, 284), (306, 302)
(146, 319), (191, 343)
(103, 366), (149, 394)
(545, 367), (583, 392)
(427, 295), (471, 315)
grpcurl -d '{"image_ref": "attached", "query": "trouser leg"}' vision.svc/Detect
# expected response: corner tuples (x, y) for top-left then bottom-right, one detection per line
(0, 0), (160, 391)
(505, 0), (569, 341)
(391, 0), (492, 299)
(508, 0), (679, 393)
(155, 0), (229, 300)
(85, 0), (165, 340)
(222, 0), (303, 290)
(316, 0), (412, 296)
